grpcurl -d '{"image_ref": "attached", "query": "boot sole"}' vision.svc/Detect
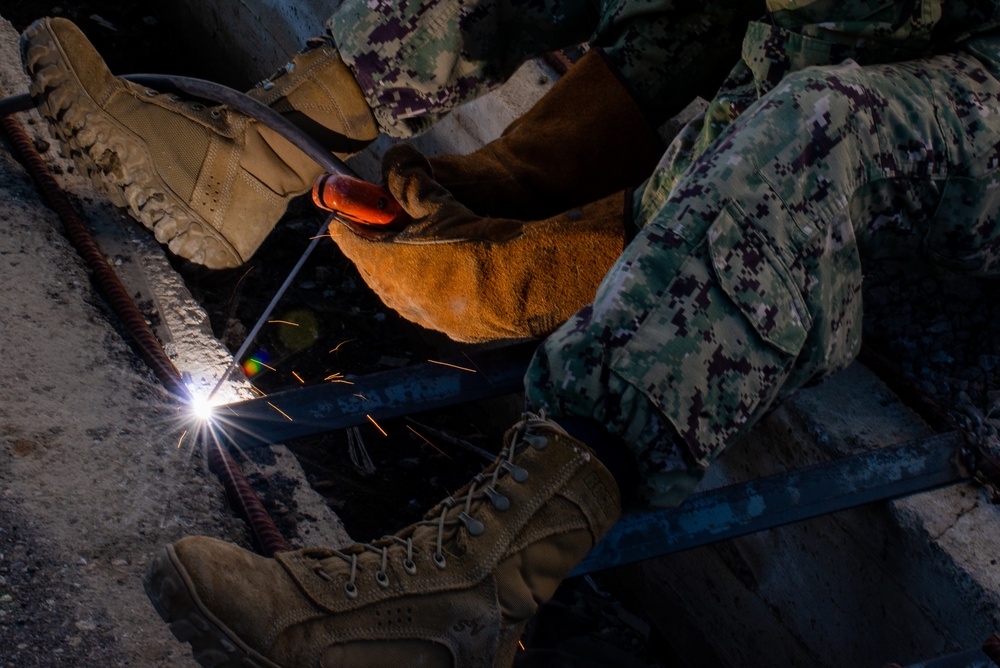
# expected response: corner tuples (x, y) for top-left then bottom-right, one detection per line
(21, 20), (244, 269)
(143, 545), (281, 668)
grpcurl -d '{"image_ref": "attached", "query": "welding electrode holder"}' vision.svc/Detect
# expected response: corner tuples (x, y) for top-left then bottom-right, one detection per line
(0, 74), (407, 229)
(311, 172), (409, 231)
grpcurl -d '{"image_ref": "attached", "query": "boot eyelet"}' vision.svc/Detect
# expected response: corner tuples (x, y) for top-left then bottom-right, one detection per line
(210, 110), (221, 119)
(144, 89), (157, 97)
(375, 571), (390, 588)
(403, 559), (417, 575)
(286, 62), (296, 74)
(485, 487), (510, 511)
(190, 103), (205, 111)
(458, 512), (485, 537)
(262, 80), (275, 91)
(344, 582), (358, 599)
(433, 552), (447, 570)
(502, 461), (529, 483)
(168, 95), (181, 103)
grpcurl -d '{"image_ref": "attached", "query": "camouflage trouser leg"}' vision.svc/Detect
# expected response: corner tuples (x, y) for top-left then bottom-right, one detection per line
(326, 0), (760, 136)
(525, 42), (1000, 507)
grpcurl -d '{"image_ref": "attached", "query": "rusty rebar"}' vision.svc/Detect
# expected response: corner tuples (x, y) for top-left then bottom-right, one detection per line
(1, 111), (290, 556)
(205, 436), (290, 555)
(1, 114), (190, 400)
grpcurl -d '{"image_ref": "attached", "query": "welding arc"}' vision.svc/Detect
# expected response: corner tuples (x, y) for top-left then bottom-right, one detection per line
(0, 109), (290, 557)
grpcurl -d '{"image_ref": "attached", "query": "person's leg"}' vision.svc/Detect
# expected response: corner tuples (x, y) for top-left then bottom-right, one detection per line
(330, 0), (763, 135)
(526, 44), (1000, 507)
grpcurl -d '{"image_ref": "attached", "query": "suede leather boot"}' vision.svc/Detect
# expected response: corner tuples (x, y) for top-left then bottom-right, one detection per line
(428, 50), (663, 221)
(21, 17), (377, 268)
(144, 414), (621, 668)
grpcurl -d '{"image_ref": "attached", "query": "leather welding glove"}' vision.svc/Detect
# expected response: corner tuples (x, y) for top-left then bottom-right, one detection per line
(426, 50), (663, 221)
(326, 144), (627, 342)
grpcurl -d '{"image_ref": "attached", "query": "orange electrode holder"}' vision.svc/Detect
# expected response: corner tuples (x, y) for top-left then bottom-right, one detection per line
(312, 173), (410, 229)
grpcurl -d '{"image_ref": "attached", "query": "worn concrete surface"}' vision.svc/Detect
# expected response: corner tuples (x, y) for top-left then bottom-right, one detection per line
(3, 3), (1000, 668)
(0, 14), (348, 666)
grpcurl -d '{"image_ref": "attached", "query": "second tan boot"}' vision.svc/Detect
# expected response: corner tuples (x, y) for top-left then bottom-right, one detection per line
(21, 17), (378, 269)
(144, 413), (621, 667)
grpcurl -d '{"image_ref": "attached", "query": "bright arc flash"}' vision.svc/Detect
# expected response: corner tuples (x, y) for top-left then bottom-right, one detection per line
(189, 393), (217, 422)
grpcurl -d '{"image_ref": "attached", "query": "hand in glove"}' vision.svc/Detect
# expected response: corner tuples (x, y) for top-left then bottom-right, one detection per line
(327, 144), (627, 343)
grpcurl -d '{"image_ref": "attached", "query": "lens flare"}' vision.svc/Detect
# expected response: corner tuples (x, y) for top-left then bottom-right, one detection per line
(242, 350), (273, 378)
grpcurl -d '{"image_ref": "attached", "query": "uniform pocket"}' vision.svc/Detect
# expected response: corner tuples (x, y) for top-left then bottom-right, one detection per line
(607, 207), (812, 466)
(707, 205), (812, 354)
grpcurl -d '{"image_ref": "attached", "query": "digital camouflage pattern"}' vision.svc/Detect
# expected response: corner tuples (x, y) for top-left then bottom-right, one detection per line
(328, 0), (763, 135)
(328, 0), (1000, 505)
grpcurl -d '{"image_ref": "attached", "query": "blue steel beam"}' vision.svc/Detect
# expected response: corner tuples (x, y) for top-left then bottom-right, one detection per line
(571, 431), (967, 575)
(217, 342), (537, 448)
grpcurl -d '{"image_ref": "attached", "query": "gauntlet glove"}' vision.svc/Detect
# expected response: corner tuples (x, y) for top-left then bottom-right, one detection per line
(327, 144), (627, 342)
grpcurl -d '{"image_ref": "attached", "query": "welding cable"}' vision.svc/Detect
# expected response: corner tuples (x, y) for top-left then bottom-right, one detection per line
(0, 110), (290, 557)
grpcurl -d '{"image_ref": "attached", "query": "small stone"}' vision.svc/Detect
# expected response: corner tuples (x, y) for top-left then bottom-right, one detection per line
(75, 619), (96, 632)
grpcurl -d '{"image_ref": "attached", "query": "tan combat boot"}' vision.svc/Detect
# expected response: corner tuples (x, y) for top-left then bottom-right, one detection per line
(144, 414), (621, 667)
(21, 17), (378, 269)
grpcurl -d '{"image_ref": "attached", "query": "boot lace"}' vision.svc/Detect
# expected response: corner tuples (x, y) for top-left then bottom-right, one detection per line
(309, 412), (569, 599)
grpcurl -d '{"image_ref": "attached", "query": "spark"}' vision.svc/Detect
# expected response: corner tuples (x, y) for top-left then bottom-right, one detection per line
(366, 414), (388, 436)
(406, 425), (452, 460)
(267, 402), (294, 422)
(227, 265), (254, 307)
(519, 642), (526, 651)
(292, 371), (305, 384)
(329, 339), (355, 353)
(461, 352), (492, 384)
(249, 385), (267, 397)
(258, 361), (277, 371)
(177, 430), (188, 449)
(268, 320), (300, 327)
(354, 393), (369, 401)
(325, 372), (354, 385)
(428, 359), (476, 373)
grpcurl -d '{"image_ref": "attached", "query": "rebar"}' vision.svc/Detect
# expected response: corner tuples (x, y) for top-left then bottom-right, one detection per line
(1, 109), (290, 557)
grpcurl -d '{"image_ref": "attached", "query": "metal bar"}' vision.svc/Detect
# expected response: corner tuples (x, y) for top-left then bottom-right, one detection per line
(571, 432), (967, 576)
(206, 213), (335, 401)
(0, 93), (34, 117)
(217, 342), (538, 448)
